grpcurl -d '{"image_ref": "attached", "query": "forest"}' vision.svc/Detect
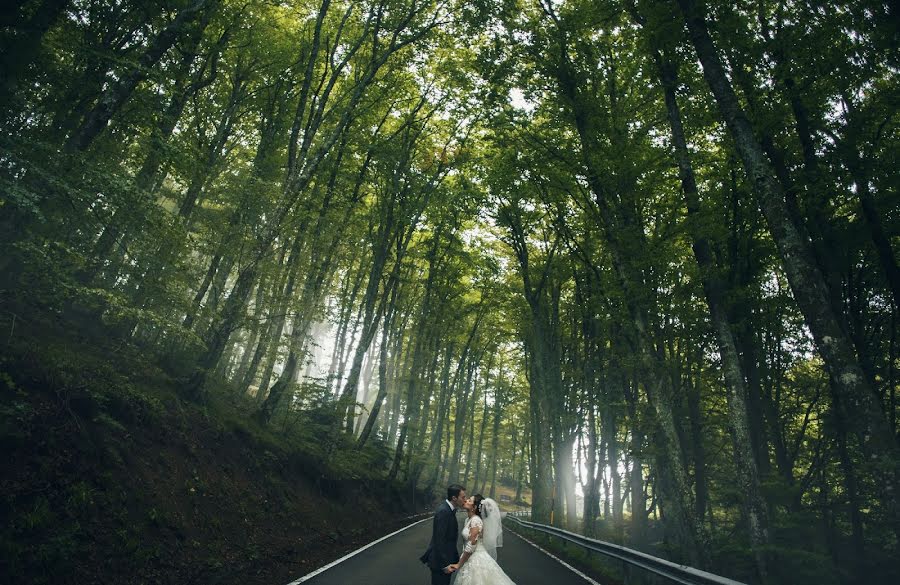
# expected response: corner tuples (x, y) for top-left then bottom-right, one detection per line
(0, 0), (897, 584)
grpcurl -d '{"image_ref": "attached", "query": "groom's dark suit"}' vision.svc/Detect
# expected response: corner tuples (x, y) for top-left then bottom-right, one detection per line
(419, 500), (459, 585)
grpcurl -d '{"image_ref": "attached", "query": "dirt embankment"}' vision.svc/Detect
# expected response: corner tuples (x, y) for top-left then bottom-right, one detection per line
(0, 336), (428, 585)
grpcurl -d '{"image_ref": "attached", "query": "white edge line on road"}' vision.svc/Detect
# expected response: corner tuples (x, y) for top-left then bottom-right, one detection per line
(285, 517), (431, 584)
(508, 529), (604, 585)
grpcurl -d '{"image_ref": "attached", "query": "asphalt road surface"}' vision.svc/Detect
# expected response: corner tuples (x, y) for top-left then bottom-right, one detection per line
(291, 514), (600, 585)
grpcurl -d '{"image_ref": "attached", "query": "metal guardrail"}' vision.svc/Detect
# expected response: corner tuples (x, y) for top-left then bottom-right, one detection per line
(503, 513), (747, 585)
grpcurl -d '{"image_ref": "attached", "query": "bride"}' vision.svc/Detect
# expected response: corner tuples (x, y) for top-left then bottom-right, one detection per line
(449, 494), (516, 585)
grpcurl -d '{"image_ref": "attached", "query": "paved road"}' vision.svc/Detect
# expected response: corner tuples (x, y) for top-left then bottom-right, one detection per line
(292, 514), (598, 585)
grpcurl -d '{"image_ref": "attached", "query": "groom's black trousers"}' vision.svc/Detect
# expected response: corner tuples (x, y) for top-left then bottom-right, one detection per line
(430, 569), (452, 585)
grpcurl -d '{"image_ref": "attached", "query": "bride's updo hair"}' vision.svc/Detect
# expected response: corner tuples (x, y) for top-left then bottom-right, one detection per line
(472, 494), (485, 516)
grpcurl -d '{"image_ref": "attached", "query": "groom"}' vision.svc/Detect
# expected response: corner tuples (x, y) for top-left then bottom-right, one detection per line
(420, 484), (466, 585)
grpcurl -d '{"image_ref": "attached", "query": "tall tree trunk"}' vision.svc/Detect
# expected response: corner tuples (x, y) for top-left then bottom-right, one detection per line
(557, 434), (577, 531)
(686, 368), (708, 527)
(326, 255), (365, 396)
(676, 0), (900, 528)
(254, 230), (306, 401)
(541, 12), (706, 557)
(646, 36), (769, 576)
(239, 246), (289, 395)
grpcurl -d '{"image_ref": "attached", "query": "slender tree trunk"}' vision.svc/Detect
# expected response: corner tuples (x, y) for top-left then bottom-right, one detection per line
(686, 368), (709, 521)
(407, 342), (442, 483)
(235, 274), (268, 388)
(488, 377), (502, 498)
(425, 345), (455, 490)
(184, 250), (225, 330)
(463, 377), (480, 485)
(473, 388), (490, 490)
(389, 224), (446, 481)
(583, 398), (598, 537)
(327, 256), (364, 395)
(608, 405), (623, 538)
(515, 424), (528, 504)
(255, 232), (306, 401)
(557, 434), (577, 531)
(626, 378), (646, 549)
(448, 360), (477, 484)
(239, 247), (288, 394)
(358, 280), (401, 446)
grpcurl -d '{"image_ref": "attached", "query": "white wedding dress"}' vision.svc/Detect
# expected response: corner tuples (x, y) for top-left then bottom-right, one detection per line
(454, 515), (517, 585)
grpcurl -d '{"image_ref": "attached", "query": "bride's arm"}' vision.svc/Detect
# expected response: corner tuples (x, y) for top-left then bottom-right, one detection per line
(450, 523), (481, 571)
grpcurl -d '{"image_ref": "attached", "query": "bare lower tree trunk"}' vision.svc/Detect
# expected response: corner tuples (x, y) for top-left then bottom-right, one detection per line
(448, 360), (477, 484)
(473, 389), (489, 490)
(326, 256), (364, 396)
(357, 280), (401, 446)
(463, 378), (480, 484)
(254, 233), (306, 401)
(626, 378), (646, 549)
(235, 274), (268, 387)
(583, 399), (598, 536)
(608, 404), (623, 537)
(832, 390), (866, 568)
(557, 434), (577, 531)
(425, 346), (455, 490)
(183, 249), (226, 330)
(515, 424), (528, 504)
(488, 375), (502, 498)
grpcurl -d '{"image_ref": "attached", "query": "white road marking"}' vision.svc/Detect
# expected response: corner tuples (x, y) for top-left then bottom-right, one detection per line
(507, 529), (604, 585)
(284, 516), (431, 584)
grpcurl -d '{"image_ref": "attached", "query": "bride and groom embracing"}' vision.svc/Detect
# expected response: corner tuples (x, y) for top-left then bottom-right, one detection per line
(419, 484), (517, 585)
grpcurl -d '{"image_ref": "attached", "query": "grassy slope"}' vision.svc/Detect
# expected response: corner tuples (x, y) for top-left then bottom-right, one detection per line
(0, 316), (428, 585)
